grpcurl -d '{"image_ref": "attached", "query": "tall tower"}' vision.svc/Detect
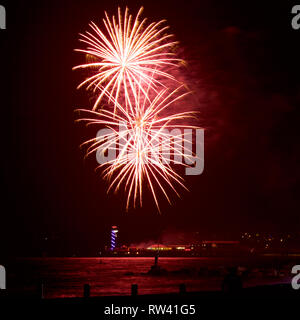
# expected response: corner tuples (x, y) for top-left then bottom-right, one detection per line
(110, 226), (118, 251)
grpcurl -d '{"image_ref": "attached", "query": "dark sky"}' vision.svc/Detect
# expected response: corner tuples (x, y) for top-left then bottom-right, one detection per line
(0, 0), (299, 256)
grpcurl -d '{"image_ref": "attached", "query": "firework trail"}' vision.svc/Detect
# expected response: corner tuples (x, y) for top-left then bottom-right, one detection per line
(73, 7), (182, 113)
(77, 84), (198, 212)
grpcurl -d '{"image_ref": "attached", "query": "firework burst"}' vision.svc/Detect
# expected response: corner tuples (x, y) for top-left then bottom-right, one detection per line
(73, 7), (182, 113)
(77, 85), (198, 212)
(74, 7), (200, 212)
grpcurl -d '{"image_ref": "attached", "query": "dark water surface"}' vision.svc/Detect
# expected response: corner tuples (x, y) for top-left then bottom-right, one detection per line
(7, 257), (292, 298)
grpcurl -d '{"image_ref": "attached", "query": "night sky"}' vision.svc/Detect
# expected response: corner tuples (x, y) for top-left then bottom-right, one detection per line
(1, 0), (299, 256)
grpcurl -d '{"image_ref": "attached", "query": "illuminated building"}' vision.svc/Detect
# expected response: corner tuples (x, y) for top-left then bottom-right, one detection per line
(147, 244), (172, 251)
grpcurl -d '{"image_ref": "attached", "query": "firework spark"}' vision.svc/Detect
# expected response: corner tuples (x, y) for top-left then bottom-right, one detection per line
(77, 85), (198, 212)
(73, 7), (182, 113)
